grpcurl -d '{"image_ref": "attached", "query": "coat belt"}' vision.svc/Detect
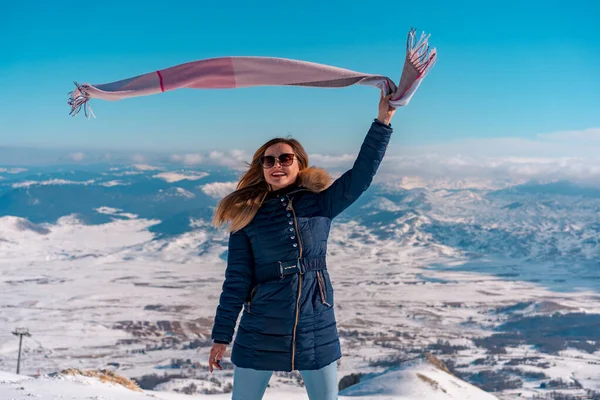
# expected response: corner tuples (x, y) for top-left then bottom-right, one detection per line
(255, 256), (327, 283)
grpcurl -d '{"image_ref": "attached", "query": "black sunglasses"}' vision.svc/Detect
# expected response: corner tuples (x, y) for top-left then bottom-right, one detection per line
(260, 153), (295, 169)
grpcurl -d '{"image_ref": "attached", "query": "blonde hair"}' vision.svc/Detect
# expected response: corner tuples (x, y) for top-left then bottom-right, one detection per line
(212, 138), (309, 232)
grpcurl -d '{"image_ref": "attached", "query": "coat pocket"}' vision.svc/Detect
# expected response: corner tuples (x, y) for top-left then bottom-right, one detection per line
(316, 271), (331, 307)
(247, 285), (259, 314)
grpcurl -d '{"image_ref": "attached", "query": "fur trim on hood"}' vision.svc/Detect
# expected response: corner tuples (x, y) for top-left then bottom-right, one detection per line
(297, 167), (332, 193)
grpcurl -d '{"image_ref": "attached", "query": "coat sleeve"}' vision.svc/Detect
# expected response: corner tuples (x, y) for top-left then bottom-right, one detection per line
(318, 119), (392, 219)
(211, 229), (254, 344)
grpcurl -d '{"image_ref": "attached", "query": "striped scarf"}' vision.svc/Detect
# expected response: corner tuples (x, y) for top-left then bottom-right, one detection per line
(68, 28), (437, 118)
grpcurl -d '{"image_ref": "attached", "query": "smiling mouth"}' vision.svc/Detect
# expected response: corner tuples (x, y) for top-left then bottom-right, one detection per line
(271, 172), (287, 178)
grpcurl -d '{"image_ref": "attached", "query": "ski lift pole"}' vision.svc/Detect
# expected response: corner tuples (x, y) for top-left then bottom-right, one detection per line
(12, 328), (31, 374)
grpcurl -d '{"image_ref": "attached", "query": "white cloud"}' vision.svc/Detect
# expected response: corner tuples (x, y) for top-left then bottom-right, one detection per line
(175, 187), (196, 199)
(133, 164), (162, 171)
(0, 167), (27, 174)
(95, 206), (120, 215)
(131, 154), (146, 163)
(100, 180), (128, 187)
(12, 179), (96, 188)
(95, 207), (138, 219)
(170, 153), (204, 165)
(538, 128), (600, 142)
(207, 150), (248, 169)
(373, 154), (600, 189)
(308, 153), (355, 168)
(168, 150), (247, 169)
(200, 181), (238, 198)
(152, 171), (209, 183)
(230, 149), (245, 158)
(292, 135), (600, 190)
(317, 126), (600, 189)
(112, 171), (143, 176)
(10, 179), (128, 189)
(69, 152), (86, 162)
(400, 127), (600, 159)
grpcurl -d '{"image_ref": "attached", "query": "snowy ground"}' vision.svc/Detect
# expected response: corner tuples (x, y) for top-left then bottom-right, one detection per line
(1, 206), (599, 398)
(0, 357), (500, 400)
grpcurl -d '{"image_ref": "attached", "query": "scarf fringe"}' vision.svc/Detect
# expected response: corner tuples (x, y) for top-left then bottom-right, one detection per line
(68, 82), (95, 118)
(389, 28), (438, 105)
(406, 27), (438, 77)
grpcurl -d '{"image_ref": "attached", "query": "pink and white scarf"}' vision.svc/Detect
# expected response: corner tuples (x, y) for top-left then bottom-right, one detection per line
(68, 28), (437, 118)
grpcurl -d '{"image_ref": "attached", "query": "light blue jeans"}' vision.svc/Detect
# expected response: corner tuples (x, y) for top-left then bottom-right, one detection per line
(231, 361), (338, 400)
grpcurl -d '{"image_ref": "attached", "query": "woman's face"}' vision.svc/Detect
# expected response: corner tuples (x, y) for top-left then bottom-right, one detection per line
(262, 142), (300, 191)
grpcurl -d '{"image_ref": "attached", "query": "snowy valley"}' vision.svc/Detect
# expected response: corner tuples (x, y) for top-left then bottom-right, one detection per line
(1, 164), (599, 399)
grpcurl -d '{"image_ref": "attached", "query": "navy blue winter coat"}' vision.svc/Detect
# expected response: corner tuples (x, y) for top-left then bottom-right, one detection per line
(212, 120), (393, 371)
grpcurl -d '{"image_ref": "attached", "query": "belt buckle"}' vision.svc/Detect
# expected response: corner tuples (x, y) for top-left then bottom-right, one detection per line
(278, 259), (303, 279)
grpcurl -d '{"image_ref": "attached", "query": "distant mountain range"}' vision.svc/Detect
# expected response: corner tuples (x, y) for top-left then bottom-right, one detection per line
(2, 164), (600, 265)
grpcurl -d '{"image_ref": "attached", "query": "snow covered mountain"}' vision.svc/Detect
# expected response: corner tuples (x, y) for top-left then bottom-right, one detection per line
(3, 165), (600, 265)
(0, 355), (500, 400)
(1, 164), (600, 399)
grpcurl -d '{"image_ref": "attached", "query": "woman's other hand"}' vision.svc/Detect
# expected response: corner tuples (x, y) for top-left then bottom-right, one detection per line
(209, 343), (227, 372)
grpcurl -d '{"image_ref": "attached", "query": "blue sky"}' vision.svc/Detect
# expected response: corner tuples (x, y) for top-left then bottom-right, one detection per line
(1, 0), (599, 159)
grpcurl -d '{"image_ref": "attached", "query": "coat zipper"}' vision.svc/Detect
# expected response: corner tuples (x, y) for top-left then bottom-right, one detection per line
(287, 199), (303, 371)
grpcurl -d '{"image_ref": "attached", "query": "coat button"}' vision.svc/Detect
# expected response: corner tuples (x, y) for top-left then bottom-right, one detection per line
(293, 243), (298, 248)
(282, 203), (287, 207)
(289, 227), (294, 232)
(280, 197), (285, 202)
(286, 213), (291, 217)
(291, 236), (295, 240)
(288, 220), (293, 225)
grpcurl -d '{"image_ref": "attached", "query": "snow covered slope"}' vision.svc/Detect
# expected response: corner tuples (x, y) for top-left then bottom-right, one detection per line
(340, 356), (499, 400)
(0, 357), (500, 400)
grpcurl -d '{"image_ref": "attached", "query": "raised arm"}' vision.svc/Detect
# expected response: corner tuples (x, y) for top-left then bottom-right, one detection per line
(318, 93), (395, 219)
(211, 229), (253, 345)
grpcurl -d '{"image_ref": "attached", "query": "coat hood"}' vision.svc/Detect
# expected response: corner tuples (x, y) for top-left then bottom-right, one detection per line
(297, 167), (332, 193)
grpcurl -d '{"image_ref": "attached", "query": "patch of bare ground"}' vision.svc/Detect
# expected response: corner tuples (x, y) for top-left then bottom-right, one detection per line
(58, 368), (142, 392)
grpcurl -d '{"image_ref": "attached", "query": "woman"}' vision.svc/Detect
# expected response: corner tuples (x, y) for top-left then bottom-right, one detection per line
(209, 93), (396, 400)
